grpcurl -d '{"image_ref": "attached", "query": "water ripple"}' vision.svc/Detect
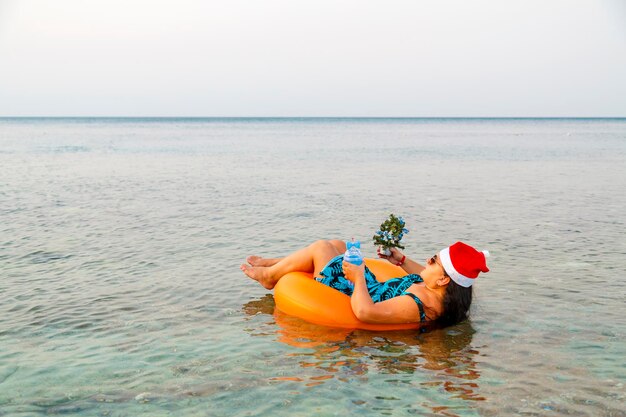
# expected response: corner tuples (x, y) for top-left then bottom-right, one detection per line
(1, 118), (625, 416)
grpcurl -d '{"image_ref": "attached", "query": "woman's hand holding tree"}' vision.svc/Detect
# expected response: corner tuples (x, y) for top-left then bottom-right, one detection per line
(377, 246), (405, 266)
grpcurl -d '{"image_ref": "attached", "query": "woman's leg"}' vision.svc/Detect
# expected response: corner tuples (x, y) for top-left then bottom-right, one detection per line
(327, 239), (347, 255)
(247, 240), (346, 267)
(241, 240), (345, 289)
(246, 256), (283, 267)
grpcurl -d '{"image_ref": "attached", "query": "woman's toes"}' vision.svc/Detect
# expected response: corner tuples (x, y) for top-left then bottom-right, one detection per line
(246, 255), (262, 266)
(240, 264), (254, 276)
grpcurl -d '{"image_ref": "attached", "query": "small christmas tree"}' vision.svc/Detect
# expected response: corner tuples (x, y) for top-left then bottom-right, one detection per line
(373, 214), (409, 253)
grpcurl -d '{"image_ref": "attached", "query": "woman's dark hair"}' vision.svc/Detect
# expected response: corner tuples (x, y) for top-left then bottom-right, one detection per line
(435, 279), (473, 327)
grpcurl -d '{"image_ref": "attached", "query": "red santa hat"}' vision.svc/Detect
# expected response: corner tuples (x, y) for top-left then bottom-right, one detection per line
(439, 241), (490, 287)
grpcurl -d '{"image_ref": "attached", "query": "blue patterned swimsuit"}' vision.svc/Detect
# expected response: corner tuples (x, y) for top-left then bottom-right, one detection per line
(316, 255), (427, 322)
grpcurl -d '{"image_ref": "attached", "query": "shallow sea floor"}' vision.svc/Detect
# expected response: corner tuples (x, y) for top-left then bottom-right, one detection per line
(1, 118), (625, 416)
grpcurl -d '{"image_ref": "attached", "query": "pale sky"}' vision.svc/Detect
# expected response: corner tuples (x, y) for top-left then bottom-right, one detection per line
(1, 0), (625, 117)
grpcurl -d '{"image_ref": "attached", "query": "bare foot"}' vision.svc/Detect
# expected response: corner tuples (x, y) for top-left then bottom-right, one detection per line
(240, 264), (276, 290)
(246, 255), (280, 267)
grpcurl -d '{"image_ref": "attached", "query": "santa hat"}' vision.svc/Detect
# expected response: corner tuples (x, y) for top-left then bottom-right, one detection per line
(439, 242), (490, 287)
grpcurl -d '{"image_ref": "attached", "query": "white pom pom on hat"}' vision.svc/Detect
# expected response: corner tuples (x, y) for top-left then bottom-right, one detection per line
(439, 242), (490, 288)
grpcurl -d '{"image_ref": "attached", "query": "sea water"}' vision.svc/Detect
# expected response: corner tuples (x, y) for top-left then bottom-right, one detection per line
(1, 118), (625, 416)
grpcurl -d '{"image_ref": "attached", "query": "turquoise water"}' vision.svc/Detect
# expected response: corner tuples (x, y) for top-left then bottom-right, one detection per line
(1, 118), (625, 416)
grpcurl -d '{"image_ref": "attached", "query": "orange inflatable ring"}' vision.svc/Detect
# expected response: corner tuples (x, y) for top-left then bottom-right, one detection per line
(273, 258), (422, 331)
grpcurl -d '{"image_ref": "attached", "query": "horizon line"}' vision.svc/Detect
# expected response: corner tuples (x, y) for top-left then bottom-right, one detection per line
(1, 116), (625, 120)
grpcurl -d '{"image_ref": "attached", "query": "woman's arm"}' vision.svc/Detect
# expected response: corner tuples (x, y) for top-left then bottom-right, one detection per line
(378, 247), (425, 275)
(399, 257), (425, 275)
(343, 261), (422, 324)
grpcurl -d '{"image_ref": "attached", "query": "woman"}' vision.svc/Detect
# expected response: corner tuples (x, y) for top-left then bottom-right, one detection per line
(241, 240), (489, 327)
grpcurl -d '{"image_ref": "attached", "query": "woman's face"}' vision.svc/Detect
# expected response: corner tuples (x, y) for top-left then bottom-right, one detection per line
(421, 254), (451, 288)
